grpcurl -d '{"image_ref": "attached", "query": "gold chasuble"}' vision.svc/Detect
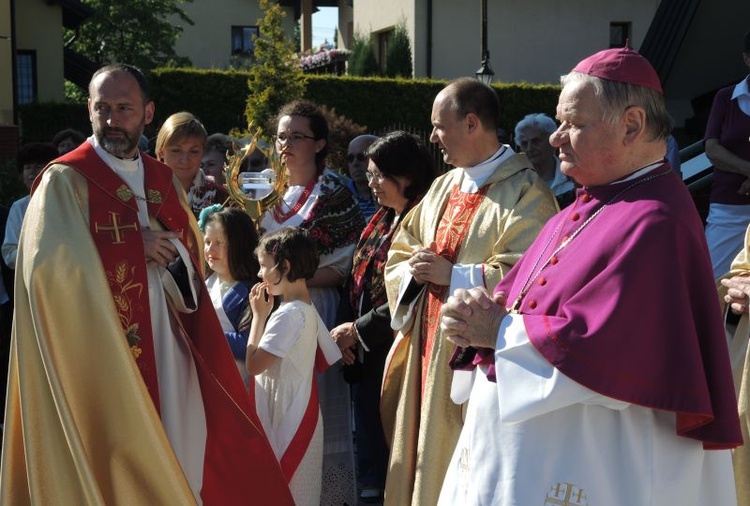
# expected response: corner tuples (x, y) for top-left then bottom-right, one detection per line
(718, 225), (750, 506)
(0, 143), (292, 505)
(382, 154), (557, 506)
(420, 186), (488, 395)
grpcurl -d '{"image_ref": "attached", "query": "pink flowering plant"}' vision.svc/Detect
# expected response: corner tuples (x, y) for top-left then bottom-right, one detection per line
(299, 44), (350, 71)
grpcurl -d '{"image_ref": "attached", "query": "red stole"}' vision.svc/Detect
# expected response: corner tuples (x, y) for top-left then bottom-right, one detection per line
(49, 144), (194, 412)
(420, 185), (488, 396)
(38, 142), (294, 504)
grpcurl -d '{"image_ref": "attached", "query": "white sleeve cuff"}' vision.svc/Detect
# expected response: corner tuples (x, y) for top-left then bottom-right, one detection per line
(353, 323), (370, 352)
(450, 263), (485, 294)
(391, 263), (423, 331)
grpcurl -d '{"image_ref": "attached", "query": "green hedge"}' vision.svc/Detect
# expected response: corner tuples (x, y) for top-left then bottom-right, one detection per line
(18, 69), (561, 144)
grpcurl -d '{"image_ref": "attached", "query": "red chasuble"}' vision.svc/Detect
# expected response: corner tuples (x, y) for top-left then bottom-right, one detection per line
(42, 142), (294, 505)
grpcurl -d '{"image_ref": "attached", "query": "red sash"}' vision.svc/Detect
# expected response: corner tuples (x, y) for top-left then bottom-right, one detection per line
(420, 185), (488, 396)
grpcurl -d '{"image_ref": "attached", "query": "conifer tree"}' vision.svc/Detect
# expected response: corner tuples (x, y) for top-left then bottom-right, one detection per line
(245, 0), (306, 133)
(385, 22), (413, 78)
(348, 32), (379, 77)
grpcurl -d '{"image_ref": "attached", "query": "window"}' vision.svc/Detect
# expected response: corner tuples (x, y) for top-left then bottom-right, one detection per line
(231, 26), (260, 55)
(610, 22), (631, 48)
(17, 50), (37, 104)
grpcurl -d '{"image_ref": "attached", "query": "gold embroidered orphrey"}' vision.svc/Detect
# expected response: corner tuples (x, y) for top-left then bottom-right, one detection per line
(95, 211), (139, 245)
(115, 184), (163, 204)
(544, 482), (588, 506)
(105, 260), (144, 359)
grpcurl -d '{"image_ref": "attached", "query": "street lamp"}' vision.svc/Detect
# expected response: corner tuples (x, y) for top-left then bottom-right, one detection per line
(476, 51), (494, 84)
(475, 0), (494, 84)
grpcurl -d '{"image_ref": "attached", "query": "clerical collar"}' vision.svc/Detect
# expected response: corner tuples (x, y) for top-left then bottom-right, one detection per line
(460, 145), (512, 193)
(610, 160), (666, 185)
(88, 135), (141, 174)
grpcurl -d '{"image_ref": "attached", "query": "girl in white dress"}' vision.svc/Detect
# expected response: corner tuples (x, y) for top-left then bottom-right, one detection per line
(247, 227), (341, 506)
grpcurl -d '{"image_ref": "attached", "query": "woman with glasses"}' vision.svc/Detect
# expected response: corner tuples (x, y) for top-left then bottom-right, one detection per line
(330, 131), (438, 503)
(259, 99), (365, 505)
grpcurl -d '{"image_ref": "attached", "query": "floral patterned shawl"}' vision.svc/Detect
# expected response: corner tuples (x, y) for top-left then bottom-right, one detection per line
(349, 199), (417, 315)
(302, 169), (365, 256)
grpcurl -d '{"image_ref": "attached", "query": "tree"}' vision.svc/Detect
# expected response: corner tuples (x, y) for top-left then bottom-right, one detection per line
(244, 0), (306, 133)
(347, 32), (379, 77)
(385, 22), (413, 78)
(68, 0), (193, 71)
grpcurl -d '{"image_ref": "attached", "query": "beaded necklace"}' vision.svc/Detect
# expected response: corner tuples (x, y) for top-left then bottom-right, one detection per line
(271, 176), (317, 223)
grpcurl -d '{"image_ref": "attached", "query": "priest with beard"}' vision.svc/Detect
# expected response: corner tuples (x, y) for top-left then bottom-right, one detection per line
(0, 64), (293, 505)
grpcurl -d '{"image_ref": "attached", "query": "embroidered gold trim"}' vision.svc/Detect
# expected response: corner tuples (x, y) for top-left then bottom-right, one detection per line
(115, 184), (163, 204)
(147, 189), (163, 203)
(106, 260), (145, 360)
(116, 185), (133, 202)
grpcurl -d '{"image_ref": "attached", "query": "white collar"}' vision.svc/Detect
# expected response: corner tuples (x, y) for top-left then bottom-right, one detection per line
(459, 145), (513, 193)
(88, 135), (142, 174)
(731, 75), (750, 100)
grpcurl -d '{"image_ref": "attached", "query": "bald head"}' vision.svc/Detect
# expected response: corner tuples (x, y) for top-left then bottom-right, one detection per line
(349, 135), (378, 154)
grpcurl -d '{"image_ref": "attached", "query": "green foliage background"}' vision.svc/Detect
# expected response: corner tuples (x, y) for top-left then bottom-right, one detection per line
(12, 72), (559, 201)
(347, 33), (379, 77)
(69, 0), (193, 71)
(244, 0), (306, 134)
(385, 23), (413, 78)
(20, 72), (561, 144)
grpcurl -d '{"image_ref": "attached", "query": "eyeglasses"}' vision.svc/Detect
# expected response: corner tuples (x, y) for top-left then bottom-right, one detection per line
(272, 133), (316, 145)
(347, 153), (367, 163)
(365, 170), (386, 184)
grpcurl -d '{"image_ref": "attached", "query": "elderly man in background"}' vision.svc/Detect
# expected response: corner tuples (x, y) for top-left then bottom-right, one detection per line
(382, 77), (557, 505)
(514, 113), (575, 208)
(347, 134), (379, 221)
(439, 47), (741, 505)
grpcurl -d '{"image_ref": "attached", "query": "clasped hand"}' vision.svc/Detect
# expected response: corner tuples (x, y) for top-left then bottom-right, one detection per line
(720, 274), (750, 314)
(142, 229), (181, 267)
(408, 241), (453, 286)
(441, 287), (508, 349)
(330, 322), (358, 365)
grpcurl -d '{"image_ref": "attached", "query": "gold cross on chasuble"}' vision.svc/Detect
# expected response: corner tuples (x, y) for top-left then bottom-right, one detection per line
(95, 211), (139, 244)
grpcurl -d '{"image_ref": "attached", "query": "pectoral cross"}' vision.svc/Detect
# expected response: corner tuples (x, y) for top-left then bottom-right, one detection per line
(95, 212), (139, 244)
